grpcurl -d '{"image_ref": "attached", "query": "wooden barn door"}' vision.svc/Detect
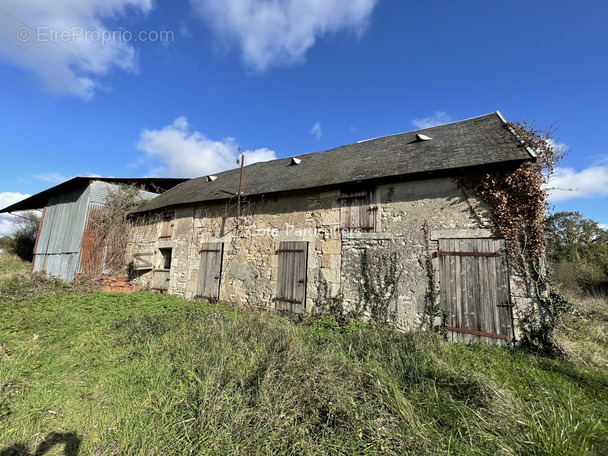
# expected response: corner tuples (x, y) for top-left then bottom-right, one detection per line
(276, 241), (308, 313)
(197, 243), (223, 301)
(439, 238), (513, 345)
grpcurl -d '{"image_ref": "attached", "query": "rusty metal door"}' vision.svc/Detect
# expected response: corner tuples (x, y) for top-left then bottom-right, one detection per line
(439, 238), (513, 345)
(196, 242), (223, 301)
(276, 241), (308, 313)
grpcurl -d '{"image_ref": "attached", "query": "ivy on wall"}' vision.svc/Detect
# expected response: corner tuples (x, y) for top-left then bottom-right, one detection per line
(457, 121), (570, 354)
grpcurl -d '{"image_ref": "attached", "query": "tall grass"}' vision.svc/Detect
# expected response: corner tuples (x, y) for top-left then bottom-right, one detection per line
(1, 281), (607, 455)
(0, 253), (30, 285)
(556, 294), (608, 371)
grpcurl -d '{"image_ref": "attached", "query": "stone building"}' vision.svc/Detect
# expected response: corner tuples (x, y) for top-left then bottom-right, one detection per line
(127, 112), (537, 344)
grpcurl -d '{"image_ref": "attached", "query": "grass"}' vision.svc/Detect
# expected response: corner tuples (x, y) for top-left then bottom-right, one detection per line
(556, 294), (608, 371)
(0, 254), (29, 285)
(0, 264), (607, 454)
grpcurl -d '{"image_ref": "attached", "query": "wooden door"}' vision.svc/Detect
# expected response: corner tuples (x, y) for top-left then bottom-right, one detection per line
(197, 242), (223, 301)
(276, 241), (308, 313)
(439, 238), (513, 345)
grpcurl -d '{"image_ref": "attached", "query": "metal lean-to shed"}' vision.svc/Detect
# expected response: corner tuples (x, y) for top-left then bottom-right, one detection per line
(0, 177), (187, 281)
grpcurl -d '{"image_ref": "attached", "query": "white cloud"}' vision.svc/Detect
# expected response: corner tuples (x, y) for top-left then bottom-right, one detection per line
(547, 165), (608, 202)
(309, 122), (322, 139)
(547, 138), (568, 154)
(33, 172), (100, 184)
(137, 117), (277, 177)
(412, 111), (452, 129)
(0, 192), (31, 237)
(599, 223), (608, 230)
(0, 0), (153, 99)
(34, 172), (69, 184)
(189, 0), (377, 72)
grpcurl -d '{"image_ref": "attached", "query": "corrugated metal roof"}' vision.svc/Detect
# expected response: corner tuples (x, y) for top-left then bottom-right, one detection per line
(134, 111), (534, 214)
(0, 177), (188, 213)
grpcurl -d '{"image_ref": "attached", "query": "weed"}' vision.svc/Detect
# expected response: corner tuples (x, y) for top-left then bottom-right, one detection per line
(1, 254), (607, 455)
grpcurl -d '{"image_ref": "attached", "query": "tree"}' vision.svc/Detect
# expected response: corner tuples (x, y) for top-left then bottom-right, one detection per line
(9, 212), (40, 262)
(546, 211), (608, 262)
(546, 211), (608, 295)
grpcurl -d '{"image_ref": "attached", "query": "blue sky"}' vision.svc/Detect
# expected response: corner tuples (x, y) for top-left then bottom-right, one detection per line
(0, 0), (607, 236)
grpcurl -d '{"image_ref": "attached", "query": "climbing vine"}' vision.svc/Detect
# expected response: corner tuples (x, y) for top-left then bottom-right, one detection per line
(313, 275), (345, 322)
(356, 248), (401, 325)
(457, 120), (569, 353)
(421, 221), (446, 332)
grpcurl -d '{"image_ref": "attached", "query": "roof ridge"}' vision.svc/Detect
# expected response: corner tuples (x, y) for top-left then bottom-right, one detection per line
(355, 112), (499, 144)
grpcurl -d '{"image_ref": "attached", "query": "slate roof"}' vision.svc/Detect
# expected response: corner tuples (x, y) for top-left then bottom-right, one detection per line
(0, 177), (187, 213)
(134, 111), (534, 214)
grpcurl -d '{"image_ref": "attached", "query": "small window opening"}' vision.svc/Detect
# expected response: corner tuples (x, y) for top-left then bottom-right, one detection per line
(159, 248), (172, 270)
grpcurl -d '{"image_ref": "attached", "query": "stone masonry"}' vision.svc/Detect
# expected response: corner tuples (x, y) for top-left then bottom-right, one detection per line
(127, 176), (531, 334)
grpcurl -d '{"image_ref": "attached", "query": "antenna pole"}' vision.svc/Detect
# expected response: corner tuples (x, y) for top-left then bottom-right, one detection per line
(237, 149), (244, 219)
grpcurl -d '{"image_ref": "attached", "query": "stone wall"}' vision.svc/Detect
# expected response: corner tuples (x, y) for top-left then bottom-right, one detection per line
(126, 176), (531, 333)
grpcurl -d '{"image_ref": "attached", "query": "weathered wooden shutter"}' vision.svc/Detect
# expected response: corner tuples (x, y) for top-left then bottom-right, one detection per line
(196, 242), (223, 301)
(132, 252), (153, 270)
(439, 238), (513, 345)
(159, 212), (174, 239)
(276, 241), (308, 313)
(339, 190), (375, 231)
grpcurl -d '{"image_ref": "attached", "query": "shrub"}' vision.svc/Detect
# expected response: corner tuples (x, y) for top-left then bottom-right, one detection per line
(7, 212), (40, 262)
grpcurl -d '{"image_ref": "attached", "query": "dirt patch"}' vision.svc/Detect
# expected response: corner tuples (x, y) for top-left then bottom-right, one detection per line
(99, 275), (140, 293)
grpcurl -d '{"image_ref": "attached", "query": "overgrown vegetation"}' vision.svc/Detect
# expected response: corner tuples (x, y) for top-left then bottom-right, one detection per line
(356, 249), (401, 325)
(87, 185), (149, 275)
(0, 264), (607, 455)
(313, 275), (345, 322)
(458, 121), (569, 354)
(0, 253), (30, 285)
(421, 221), (444, 331)
(2, 212), (40, 262)
(547, 211), (608, 296)
(556, 295), (608, 371)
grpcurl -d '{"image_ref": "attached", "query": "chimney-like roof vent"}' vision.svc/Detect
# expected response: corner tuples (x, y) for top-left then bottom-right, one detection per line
(415, 134), (432, 141)
(290, 157), (301, 165)
(206, 175), (217, 182)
